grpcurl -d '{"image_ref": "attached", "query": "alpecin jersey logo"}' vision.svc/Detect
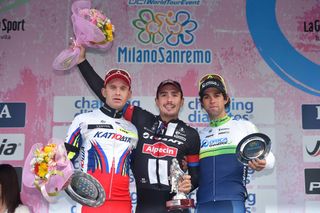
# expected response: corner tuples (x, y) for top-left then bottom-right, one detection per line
(142, 142), (178, 158)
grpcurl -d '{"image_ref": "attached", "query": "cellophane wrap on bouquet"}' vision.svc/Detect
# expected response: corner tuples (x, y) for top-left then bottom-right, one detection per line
(52, 0), (114, 70)
(22, 138), (74, 202)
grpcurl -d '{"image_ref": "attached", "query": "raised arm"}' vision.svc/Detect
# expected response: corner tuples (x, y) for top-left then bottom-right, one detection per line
(77, 46), (105, 102)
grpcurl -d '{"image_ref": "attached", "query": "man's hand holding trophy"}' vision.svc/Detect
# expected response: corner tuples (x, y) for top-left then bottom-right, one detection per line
(166, 158), (195, 211)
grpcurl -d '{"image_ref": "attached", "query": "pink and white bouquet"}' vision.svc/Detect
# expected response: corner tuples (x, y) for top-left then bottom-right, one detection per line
(52, 0), (115, 70)
(22, 139), (73, 202)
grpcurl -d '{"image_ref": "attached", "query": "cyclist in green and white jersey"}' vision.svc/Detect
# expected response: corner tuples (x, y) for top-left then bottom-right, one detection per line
(196, 74), (275, 213)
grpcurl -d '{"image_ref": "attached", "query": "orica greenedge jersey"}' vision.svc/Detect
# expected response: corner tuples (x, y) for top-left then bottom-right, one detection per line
(65, 108), (138, 202)
(197, 115), (270, 204)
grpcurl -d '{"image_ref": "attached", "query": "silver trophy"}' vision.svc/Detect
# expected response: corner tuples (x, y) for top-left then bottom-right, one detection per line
(64, 171), (106, 207)
(236, 133), (271, 165)
(166, 158), (194, 211)
(58, 153), (106, 207)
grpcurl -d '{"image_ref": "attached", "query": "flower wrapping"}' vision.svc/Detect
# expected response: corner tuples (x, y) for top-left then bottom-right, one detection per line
(22, 139), (74, 202)
(52, 0), (114, 70)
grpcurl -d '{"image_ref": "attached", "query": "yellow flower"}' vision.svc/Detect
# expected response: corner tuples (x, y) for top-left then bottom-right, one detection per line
(106, 30), (113, 41)
(35, 162), (48, 178)
(44, 144), (56, 153)
(105, 23), (113, 31)
(40, 162), (48, 170)
(44, 156), (50, 163)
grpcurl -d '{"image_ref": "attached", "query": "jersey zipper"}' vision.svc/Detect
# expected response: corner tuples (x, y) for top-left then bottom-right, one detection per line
(213, 128), (217, 201)
(213, 155), (216, 201)
(156, 152), (161, 189)
(155, 121), (165, 189)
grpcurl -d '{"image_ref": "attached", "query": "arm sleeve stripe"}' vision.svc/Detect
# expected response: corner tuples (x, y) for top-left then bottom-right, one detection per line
(188, 162), (200, 167)
(66, 127), (81, 145)
(187, 154), (199, 163)
(124, 105), (134, 121)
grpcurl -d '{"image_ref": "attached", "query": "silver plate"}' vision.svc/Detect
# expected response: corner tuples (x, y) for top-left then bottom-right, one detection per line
(236, 133), (271, 165)
(64, 171), (106, 207)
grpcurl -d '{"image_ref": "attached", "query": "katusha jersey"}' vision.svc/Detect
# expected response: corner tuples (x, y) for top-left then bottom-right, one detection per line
(197, 116), (275, 204)
(65, 107), (138, 205)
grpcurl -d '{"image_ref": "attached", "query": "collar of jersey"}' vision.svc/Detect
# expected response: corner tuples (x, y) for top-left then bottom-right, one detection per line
(100, 104), (122, 118)
(157, 116), (180, 124)
(210, 115), (231, 127)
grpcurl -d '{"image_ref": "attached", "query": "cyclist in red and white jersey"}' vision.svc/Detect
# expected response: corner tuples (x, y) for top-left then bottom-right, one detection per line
(65, 69), (138, 213)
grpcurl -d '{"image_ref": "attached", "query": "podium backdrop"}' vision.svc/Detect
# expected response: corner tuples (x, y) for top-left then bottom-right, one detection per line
(0, 0), (319, 212)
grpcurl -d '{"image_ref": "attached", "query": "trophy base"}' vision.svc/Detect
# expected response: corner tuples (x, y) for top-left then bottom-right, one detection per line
(166, 199), (195, 211)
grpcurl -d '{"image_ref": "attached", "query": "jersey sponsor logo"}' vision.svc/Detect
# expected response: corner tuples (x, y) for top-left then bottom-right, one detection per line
(201, 137), (228, 148)
(205, 134), (214, 138)
(142, 142), (178, 158)
(88, 124), (113, 129)
(177, 127), (186, 134)
(173, 134), (186, 142)
(141, 125), (155, 134)
(93, 131), (131, 142)
(142, 132), (184, 145)
(174, 128), (187, 141)
(218, 131), (229, 135)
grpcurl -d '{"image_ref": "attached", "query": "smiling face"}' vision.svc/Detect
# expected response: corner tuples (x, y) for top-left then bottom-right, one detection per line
(155, 84), (184, 122)
(201, 87), (228, 120)
(101, 78), (132, 111)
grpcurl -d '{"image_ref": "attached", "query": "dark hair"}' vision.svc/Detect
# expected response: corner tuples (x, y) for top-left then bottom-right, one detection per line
(224, 93), (231, 109)
(0, 164), (22, 213)
(156, 79), (183, 99)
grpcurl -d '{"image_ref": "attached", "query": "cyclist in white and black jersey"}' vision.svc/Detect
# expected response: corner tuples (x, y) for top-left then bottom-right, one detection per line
(75, 46), (200, 213)
(196, 74), (275, 213)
